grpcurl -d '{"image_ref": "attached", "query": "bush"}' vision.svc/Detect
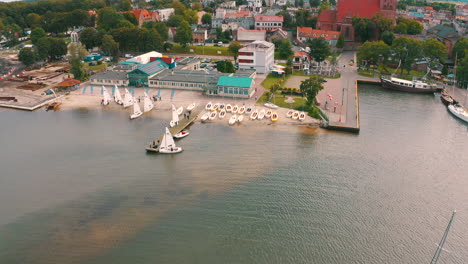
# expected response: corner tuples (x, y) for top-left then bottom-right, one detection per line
(97, 61), (102, 65)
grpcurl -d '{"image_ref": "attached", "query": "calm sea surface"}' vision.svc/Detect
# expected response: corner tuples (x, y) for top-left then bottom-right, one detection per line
(0, 85), (467, 264)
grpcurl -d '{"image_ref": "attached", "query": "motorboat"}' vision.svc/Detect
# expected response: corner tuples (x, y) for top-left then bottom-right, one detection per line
(174, 130), (189, 139)
(448, 104), (468, 123)
(114, 85), (123, 105)
(380, 76), (440, 93)
(101, 86), (112, 105)
(265, 110), (272, 118)
(170, 104), (179, 127)
(238, 105), (245, 115)
(205, 102), (212, 111)
(237, 115), (244, 123)
(201, 112), (210, 122)
(292, 111), (299, 120)
(245, 106), (253, 115)
(264, 102), (279, 109)
(176, 106), (184, 116)
(123, 88), (133, 108)
(130, 99), (143, 119)
(209, 111), (217, 120)
(143, 92), (154, 112)
(250, 109), (258, 120)
(226, 104), (232, 112)
(187, 103), (196, 111)
(440, 90), (457, 106)
(159, 127), (183, 154)
(229, 115), (237, 125)
(258, 109), (265, 120)
(232, 105), (238, 114)
(219, 110), (226, 119)
(286, 110), (294, 118)
(271, 112), (278, 122)
(219, 103), (225, 111)
(298, 112), (306, 121)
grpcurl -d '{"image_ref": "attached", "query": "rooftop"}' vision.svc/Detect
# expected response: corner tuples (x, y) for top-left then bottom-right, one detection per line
(131, 60), (168, 76)
(297, 27), (340, 40)
(217, 76), (253, 88)
(254, 15), (284, 22)
(150, 69), (223, 84)
(90, 71), (128, 81)
(58, 78), (80, 87)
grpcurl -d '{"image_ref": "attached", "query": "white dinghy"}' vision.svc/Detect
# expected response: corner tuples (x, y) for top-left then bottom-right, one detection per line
(258, 109), (266, 120)
(232, 105), (239, 114)
(298, 112), (306, 121)
(219, 110), (226, 119)
(205, 102), (212, 111)
(209, 111), (217, 120)
(201, 112), (210, 122)
(292, 111), (299, 120)
(114, 85), (123, 105)
(250, 109), (258, 120)
(238, 105), (245, 115)
(264, 102), (279, 109)
(143, 92), (154, 112)
(187, 103), (196, 111)
(265, 109), (272, 118)
(229, 115), (237, 125)
(245, 106), (253, 115)
(130, 99), (143, 119)
(237, 115), (244, 123)
(170, 104), (179, 127)
(286, 110), (294, 118)
(159, 127), (183, 154)
(174, 130), (189, 139)
(176, 106), (184, 116)
(225, 104), (232, 112)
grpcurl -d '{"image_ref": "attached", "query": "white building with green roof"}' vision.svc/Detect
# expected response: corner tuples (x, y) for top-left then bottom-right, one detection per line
(212, 76), (255, 98)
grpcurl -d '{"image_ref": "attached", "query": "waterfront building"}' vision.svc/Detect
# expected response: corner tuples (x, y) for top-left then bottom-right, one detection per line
(90, 71), (129, 86)
(238, 40), (274, 74)
(297, 27), (340, 46)
(127, 59), (169, 87)
(57, 78), (80, 91)
(211, 76), (255, 98)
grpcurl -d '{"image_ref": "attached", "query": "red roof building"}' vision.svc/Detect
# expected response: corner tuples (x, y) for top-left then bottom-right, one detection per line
(125, 9), (159, 27)
(317, 0), (397, 41)
(254, 15), (284, 31)
(297, 27), (340, 46)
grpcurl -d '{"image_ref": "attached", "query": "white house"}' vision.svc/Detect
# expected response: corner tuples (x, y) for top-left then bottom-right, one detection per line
(237, 27), (266, 42)
(238, 40), (274, 74)
(155, 8), (175, 21)
(254, 15), (283, 31)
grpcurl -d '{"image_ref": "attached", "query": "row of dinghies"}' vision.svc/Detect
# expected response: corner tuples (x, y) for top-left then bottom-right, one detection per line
(101, 85), (154, 119)
(201, 101), (280, 125)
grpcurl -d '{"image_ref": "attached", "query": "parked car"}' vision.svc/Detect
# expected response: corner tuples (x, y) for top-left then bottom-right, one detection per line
(215, 42), (223, 47)
(200, 63), (207, 68)
(124, 54), (133, 58)
(292, 40), (298, 46)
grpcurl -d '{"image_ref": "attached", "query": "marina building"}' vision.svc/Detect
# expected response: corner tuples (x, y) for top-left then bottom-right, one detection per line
(238, 40), (274, 74)
(212, 76), (255, 98)
(127, 59), (169, 87)
(90, 71), (129, 86)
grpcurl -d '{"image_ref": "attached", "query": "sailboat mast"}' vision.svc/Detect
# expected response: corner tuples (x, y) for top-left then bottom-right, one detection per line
(430, 210), (456, 264)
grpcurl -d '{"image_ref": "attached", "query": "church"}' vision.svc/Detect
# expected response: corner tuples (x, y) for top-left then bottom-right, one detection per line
(316, 0), (397, 41)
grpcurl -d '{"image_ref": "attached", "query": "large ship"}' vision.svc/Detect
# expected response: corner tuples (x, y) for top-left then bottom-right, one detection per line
(380, 76), (441, 93)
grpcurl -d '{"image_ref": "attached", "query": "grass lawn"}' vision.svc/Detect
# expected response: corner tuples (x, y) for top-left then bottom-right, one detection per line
(358, 70), (375, 78)
(84, 62), (107, 72)
(169, 44), (230, 56)
(260, 73), (287, 90)
(257, 92), (307, 109)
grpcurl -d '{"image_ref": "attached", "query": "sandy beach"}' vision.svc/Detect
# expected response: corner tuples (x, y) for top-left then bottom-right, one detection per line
(62, 87), (321, 127)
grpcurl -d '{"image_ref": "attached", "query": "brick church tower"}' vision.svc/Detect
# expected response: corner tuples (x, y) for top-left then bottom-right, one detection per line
(380, 0), (397, 19)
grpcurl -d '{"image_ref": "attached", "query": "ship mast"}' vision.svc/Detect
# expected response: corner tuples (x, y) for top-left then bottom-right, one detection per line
(430, 210), (456, 264)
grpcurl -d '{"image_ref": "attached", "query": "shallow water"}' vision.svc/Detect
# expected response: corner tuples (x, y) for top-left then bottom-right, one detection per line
(0, 85), (467, 263)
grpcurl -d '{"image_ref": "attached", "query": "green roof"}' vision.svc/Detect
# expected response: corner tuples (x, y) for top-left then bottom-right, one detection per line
(217, 76), (253, 88)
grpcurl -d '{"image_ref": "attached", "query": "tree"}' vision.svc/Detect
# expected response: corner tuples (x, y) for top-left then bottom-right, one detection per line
(35, 37), (51, 61)
(295, 10), (310, 27)
(299, 76), (325, 106)
(423, 38), (447, 64)
(395, 17), (423, 35)
(277, 11), (294, 28)
(35, 37), (67, 60)
(336, 34), (344, 48)
(456, 56), (468, 88)
(278, 39), (294, 59)
(143, 22), (171, 41)
(119, 0), (132, 11)
(166, 15), (184, 27)
(25, 13), (42, 28)
(201, 13), (212, 25)
(216, 60), (235, 73)
(392, 36), (423, 73)
(67, 9), (91, 27)
(101, 34), (119, 62)
(18, 48), (36, 66)
(192, 2), (203, 10)
(309, 0), (320, 7)
(30, 27), (46, 44)
(318, 0), (330, 14)
(394, 23), (407, 34)
(184, 9), (199, 25)
(380, 31), (395, 46)
(372, 13), (394, 33)
(222, 29), (232, 41)
(228, 41), (242, 61)
(122, 12), (139, 26)
(69, 42), (88, 81)
(170, 1), (187, 15)
(452, 38), (468, 61)
(308, 37), (331, 64)
(79, 27), (97, 50)
(98, 7), (123, 30)
(352, 17), (376, 42)
(406, 20), (423, 35)
(116, 19), (136, 28)
(174, 21), (193, 47)
(357, 40), (390, 65)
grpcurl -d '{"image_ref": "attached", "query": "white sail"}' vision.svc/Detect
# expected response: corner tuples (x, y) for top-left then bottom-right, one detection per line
(159, 127), (177, 151)
(114, 85), (123, 105)
(102, 86), (112, 105)
(170, 104), (179, 127)
(133, 99), (142, 115)
(143, 92), (154, 112)
(123, 88), (133, 108)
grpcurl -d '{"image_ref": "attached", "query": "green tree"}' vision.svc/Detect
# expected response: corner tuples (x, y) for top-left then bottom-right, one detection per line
(69, 42), (88, 81)
(67, 9), (91, 27)
(336, 34), (344, 48)
(18, 48), (36, 66)
(119, 0), (132, 11)
(79, 27), (98, 50)
(201, 13), (212, 25)
(357, 40), (390, 65)
(228, 41), (242, 61)
(101, 34), (120, 62)
(98, 7), (123, 30)
(48, 13), (68, 33)
(122, 12), (139, 26)
(35, 37), (51, 61)
(309, 0), (320, 7)
(456, 56), (468, 88)
(216, 60), (235, 73)
(452, 38), (468, 61)
(308, 37), (331, 65)
(174, 21), (193, 47)
(48, 37), (67, 59)
(407, 20), (423, 35)
(166, 15), (184, 27)
(380, 31), (395, 46)
(184, 9), (199, 25)
(299, 76), (325, 106)
(352, 17), (376, 42)
(423, 38), (447, 64)
(116, 19), (136, 28)
(318, 0), (330, 15)
(277, 11), (294, 28)
(222, 29), (232, 41)
(278, 39), (293, 59)
(295, 10), (310, 27)
(30, 27), (46, 44)
(170, 0), (187, 15)
(394, 23), (407, 34)
(25, 13), (42, 28)
(192, 2), (203, 11)
(372, 13), (394, 33)
(392, 36), (423, 74)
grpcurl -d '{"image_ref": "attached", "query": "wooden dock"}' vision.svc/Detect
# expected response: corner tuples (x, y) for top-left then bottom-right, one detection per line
(146, 105), (203, 152)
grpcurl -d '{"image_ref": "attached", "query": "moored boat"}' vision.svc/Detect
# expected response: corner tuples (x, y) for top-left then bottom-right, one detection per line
(211, 103), (219, 111)
(229, 115), (237, 125)
(187, 102), (196, 111)
(271, 112), (278, 122)
(258, 109), (265, 120)
(447, 104), (468, 123)
(245, 106), (253, 115)
(174, 130), (189, 139)
(143, 92), (154, 112)
(201, 112), (210, 122)
(264, 102), (279, 109)
(101, 86), (112, 106)
(114, 85), (123, 105)
(232, 105), (239, 114)
(219, 103), (225, 111)
(219, 110), (226, 119)
(380, 76), (439, 93)
(209, 111), (217, 120)
(238, 105), (245, 114)
(286, 110), (294, 118)
(226, 104), (232, 112)
(237, 115), (244, 123)
(265, 110), (272, 118)
(123, 88), (133, 108)
(298, 112), (306, 121)
(205, 102), (212, 110)
(130, 100), (143, 119)
(292, 111), (299, 120)
(176, 106), (184, 116)
(250, 109), (258, 120)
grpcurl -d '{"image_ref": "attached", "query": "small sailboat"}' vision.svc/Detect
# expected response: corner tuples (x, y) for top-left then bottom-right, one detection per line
(226, 104), (232, 112)
(258, 109), (266, 120)
(238, 105), (245, 115)
(211, 103), (219, 111)
(174, 130), (189, 139)
(159, 127), (183, 154)
(101, 86), (112, 105)
(298, 112), (306, 121)
(245, 106), (253, 115)
(123, 88), (133, 108)
(209, 111), (217, 120)
(292, 111), (299, 120)
(271, 112), (278, 122)
(229, 115), (237, 125)
(187, 102), (196, 111)
(201, 112), (210, 122)
(219, 103), (225, 111)
(176, 106), (184, 116)
(265, 110), (272, 118)
(250, 109), (258, 120)
(170, 104), (179, 127)
(232, 105), (239, 114)
(286, 110), (294, 118)
(219, 110), (226, 119)
(143, 92), (154, 112)
(114, 85), (123, 105)
(264, 102), (279, 109)
(130, 99), (143, 119)
(205, 102), (212, 111)
(237, 115), (244, 123)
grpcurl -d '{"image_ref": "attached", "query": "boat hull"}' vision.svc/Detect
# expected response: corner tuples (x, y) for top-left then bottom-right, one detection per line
(159, 147), (183, 154)
(381, 78), (438, 93)
(448, 105), (468, 123)
(130, 112), (143, 119)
